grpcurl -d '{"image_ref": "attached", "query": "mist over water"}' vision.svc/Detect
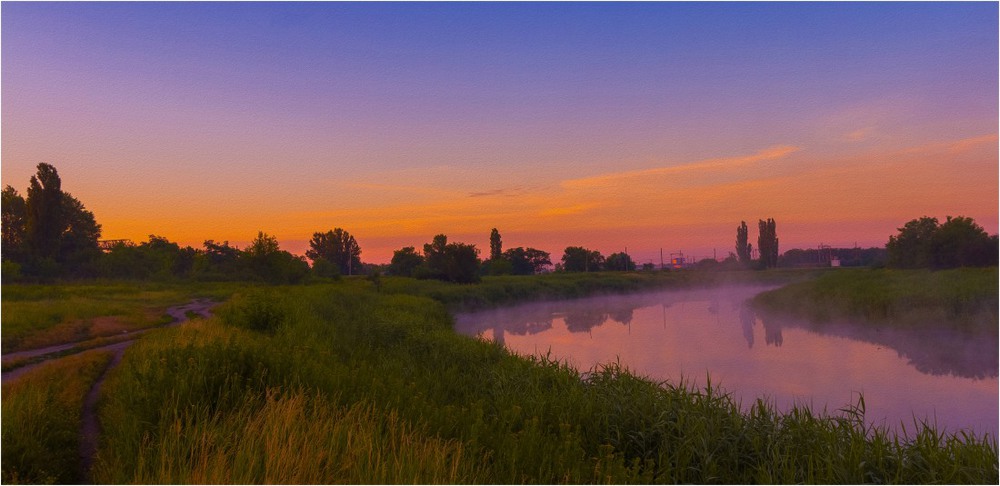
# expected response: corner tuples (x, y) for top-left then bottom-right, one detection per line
(454, 285), (999, 437)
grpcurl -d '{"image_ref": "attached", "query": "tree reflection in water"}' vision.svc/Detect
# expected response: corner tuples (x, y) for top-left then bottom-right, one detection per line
(454, 286), (997, 380)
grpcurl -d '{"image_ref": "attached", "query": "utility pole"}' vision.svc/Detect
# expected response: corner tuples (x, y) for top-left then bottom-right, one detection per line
(660, 248), (664, 270)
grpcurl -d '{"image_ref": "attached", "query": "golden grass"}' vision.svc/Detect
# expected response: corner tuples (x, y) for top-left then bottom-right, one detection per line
(1, 349), (114, 484)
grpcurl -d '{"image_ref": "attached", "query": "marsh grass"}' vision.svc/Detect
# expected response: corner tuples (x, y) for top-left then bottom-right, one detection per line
(1, 349), (114, 484)
(93, 284), (997, 483)
(752, 268), (998, 332)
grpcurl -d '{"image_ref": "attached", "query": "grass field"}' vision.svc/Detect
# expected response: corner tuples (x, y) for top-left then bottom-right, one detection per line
(0, 281), (247, 353)
(751, 267), (998, 332)
(3, 271), (997, 483)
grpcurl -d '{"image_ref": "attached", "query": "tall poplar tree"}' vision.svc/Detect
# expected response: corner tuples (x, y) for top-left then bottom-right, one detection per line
(736, 221), (752, 266)
(489, 228), (502, 261)
(757, 218), (778, 268)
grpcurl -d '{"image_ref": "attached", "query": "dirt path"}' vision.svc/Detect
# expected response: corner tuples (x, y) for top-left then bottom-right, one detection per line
(1, 299), (217, 482)
(75, 298), (217, 482)
(1, 299), (216, 383)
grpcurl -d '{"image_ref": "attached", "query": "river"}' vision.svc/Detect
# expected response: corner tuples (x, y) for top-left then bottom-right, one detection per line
(453, 285), (998, 438)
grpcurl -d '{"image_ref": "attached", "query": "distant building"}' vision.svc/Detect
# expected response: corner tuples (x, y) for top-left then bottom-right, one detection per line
(670, 256), (685, 269)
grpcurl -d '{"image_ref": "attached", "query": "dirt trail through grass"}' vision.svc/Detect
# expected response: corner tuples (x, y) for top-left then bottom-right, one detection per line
(1, 299), (216, 382)
(76, 299), (216, 482)
(0, 299), (216, 482)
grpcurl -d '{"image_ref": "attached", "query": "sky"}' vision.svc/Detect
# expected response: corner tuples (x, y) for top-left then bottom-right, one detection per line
(2, 2), (997, 264)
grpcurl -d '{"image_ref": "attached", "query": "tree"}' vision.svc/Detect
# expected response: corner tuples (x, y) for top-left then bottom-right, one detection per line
(2, 186), (28, 263)
(929, 216), (998, 268)
(489, 228), (502, 261)
(736, 221), (752, 267)
(757, 218), (778, 269)
(306, 228), (361, 276)
(6, 163), (102, 276)
(389, 246), (425, 277)
(502, 247), (552, 275)
(25, 163), (65, 259)
(423, 234), (449, 279)
(605, 252), (636, 271)
(886, 217), (940, 268)
(441, 242), (481, 283)
(561, 246), (604, 272)
(101, 235), (195, 280)
(244, 231), (309, 284)
(889, 216), (998, 269)
(422, 235), (481, 283)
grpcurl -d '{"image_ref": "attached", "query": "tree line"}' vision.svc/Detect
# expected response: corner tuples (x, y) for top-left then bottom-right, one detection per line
(3, 164), (996, 282)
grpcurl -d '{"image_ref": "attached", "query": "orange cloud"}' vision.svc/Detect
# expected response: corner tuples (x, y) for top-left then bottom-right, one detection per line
(561, 145), (800, 190)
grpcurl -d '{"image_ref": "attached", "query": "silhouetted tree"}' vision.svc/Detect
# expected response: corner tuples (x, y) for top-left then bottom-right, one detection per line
(197, 240), (244, 277)
(389, 246), (425, 277)
(441, 242), (481, 283)
(2, 186), (28, 263)
(503, 247), (552, 275)
(423, 234), (449, 279)
(26, 163), (66, 260)
(489, 228), (502, 261)
(889, 216), (998, 269)
(421, 235), (481, 283)
(306, 228), (361, 276)
(244, 231), (309, 284)
(757, 218), (778, 269)
(605, 252), (636, 271)
(929, 216), (998, 268)
(887, 217), (940, 268)
(736, 221), (752, 267)
(4, 164), (102, 276)
(561, 246), (604, 272)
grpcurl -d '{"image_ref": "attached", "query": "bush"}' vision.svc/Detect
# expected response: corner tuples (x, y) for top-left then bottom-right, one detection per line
(219, 289), (289, 333)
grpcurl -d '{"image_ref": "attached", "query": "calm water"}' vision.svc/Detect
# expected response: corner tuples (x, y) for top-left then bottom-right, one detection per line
(454, 285), (998, 437)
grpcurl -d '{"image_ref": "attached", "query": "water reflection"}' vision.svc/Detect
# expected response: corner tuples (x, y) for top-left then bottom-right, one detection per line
(454, 285), (998, 436)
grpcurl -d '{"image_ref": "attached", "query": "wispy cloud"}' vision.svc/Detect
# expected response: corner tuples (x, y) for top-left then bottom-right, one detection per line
(844, 127), (875, 142)
(468, 186), (529, 198)
(561, 145), (800, 190)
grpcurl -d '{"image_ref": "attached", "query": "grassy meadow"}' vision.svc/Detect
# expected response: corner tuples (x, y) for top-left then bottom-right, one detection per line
(0, 281), (246, 353)
(3, 270), (998, 483)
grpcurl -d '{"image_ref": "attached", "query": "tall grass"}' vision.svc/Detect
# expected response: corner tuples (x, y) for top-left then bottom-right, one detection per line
(1, 349), (114, 484)
(93, 284), (997, 483)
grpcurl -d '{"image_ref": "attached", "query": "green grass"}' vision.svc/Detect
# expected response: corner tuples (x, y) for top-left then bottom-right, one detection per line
(90, 283), (997, 483)
(1, 280), (248, 353)
(752, 267), (998, 332)
(1, 349), (114, 484)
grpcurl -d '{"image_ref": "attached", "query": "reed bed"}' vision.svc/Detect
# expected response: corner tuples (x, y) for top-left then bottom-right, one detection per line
(91, 283), (997, 483)
(1, 349), (114, 484)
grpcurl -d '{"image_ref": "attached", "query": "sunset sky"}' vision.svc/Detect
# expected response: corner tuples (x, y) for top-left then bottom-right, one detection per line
(3, 2), (997, 264)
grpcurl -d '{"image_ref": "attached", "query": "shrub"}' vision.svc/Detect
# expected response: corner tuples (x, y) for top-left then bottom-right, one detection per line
(219, 289), (289, 333)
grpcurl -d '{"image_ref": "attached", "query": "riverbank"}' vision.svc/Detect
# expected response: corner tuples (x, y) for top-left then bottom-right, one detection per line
(386, 268), (821, 312)
(750, 267), (998, 332)
(3, 275), (997, 483)
(99, 282), (998, 483)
